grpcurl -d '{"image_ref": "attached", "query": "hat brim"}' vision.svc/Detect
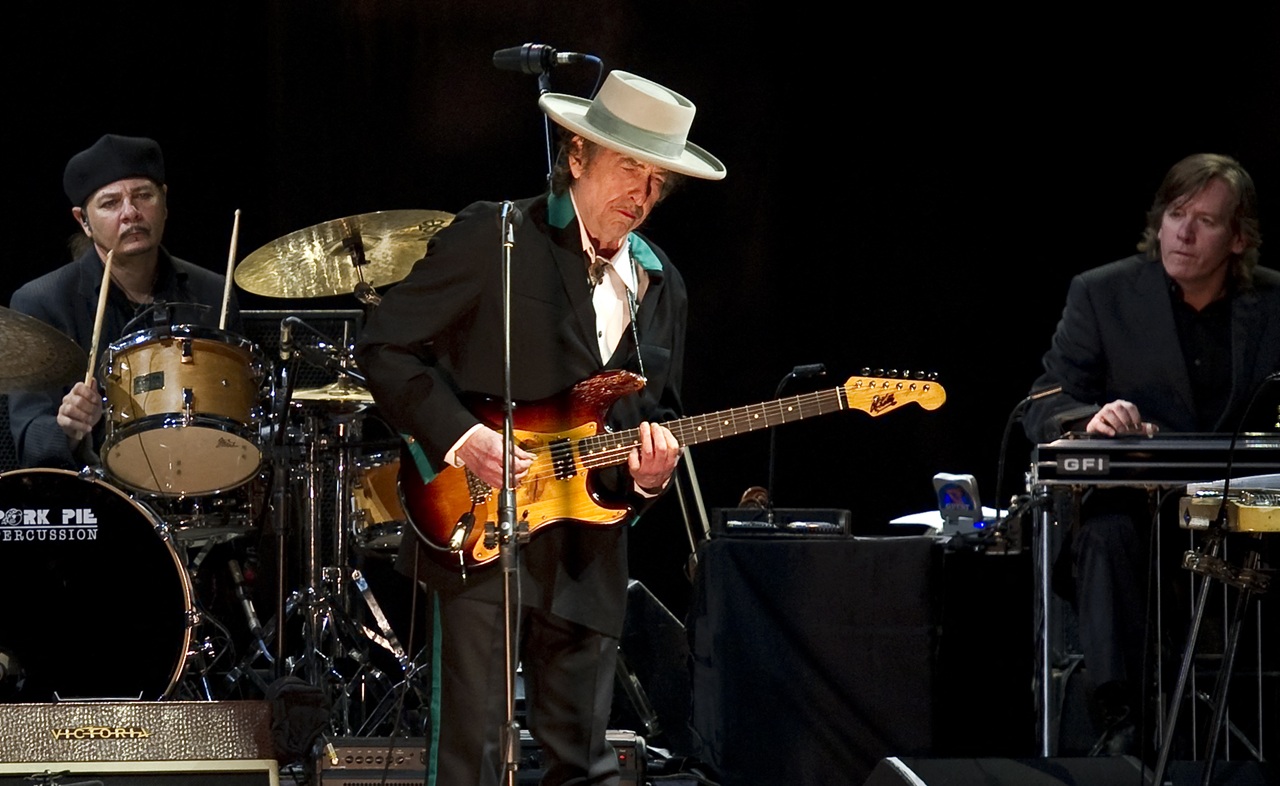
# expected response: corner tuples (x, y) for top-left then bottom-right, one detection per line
(540, 94), (726, 181)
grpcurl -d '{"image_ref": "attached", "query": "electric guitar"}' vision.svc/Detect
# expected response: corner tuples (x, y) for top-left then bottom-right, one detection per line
(398, 369), (946, 571)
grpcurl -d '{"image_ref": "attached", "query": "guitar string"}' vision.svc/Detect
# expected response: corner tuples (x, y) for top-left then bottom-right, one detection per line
(508, 386), (851, 485)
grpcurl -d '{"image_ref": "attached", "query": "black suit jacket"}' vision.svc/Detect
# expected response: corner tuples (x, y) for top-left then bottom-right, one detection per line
(1024, 254), (1280, 443)
(7, 247), (241, 469)
(354, 193), (687, 636)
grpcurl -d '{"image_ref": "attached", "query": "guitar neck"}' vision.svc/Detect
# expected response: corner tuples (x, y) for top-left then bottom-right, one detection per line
(669, 386), (848, 447)
(581, 386), (848, 469)
(571, 375), (943, 472)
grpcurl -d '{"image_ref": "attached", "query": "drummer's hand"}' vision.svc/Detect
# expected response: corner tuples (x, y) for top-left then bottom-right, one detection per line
(1086, 399), (1159, 437)
(58, 380), (103, 444)
(455, 427), (535, 490)
(628, 422), (680, 494)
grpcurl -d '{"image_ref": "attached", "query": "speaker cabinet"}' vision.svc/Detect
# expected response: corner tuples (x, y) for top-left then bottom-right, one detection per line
(0, 700), (278, 785)
(690, 535), (940, 786)
(862, 756), (1277, 786)
(315, 731), (644, 785)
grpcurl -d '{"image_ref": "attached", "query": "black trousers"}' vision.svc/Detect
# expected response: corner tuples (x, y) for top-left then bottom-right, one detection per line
(429, 591), (621, 786)
(1063, 487), (1163, 707)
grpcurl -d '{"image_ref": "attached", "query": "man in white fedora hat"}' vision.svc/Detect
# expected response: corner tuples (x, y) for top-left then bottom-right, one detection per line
(356, 69), (724, 785)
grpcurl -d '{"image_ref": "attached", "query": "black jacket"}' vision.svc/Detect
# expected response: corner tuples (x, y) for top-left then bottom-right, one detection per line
(8, 247), (241, 469)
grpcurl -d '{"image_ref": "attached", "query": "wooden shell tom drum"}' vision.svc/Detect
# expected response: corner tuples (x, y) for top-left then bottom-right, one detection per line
(102, 325), (267, 496)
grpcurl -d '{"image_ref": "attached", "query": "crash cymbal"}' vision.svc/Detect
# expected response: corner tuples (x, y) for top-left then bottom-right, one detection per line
(292, 380), (376, 404)
(235, 209), (454, 299)
(0, 306), (88, 392)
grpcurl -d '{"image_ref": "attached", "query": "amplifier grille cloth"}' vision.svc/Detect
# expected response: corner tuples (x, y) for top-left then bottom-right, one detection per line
(0, 700), (275, 762)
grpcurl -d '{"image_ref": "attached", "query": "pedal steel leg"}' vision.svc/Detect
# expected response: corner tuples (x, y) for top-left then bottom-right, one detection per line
(1152, 530), (1269, 786)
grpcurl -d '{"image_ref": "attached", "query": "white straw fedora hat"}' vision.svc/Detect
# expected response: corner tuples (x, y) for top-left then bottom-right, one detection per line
(539, 70), (726, 181)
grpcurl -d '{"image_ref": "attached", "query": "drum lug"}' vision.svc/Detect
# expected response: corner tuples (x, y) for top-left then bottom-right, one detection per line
(183, 387), (194, 418)
(181, 338), (194, 363)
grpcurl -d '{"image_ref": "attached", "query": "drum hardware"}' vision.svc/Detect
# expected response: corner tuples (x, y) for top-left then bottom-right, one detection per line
(224, 589), (302, 696)
(222, 335), (417, 734)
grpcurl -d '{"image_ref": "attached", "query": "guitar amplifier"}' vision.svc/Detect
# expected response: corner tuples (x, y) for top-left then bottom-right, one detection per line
(0, 700), (277, 785)
(315, 731), (645, 785)
(711, 507), (851, 537)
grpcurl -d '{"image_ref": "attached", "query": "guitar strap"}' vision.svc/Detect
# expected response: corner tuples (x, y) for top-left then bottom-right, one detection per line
(625, 255), (645, 380)
(402, 256), (647, 485)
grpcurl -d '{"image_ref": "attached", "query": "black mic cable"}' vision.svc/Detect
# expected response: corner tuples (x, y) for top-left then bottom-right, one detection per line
(991, 385), (1063, 539)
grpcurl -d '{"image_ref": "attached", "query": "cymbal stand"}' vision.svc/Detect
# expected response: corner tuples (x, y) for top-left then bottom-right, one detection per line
(286, 387), (416, 734)
(1151, 525), (1271, 786)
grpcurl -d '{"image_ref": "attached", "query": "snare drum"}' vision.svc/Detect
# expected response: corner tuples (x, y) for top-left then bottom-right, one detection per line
(350, 452), (407, 552)
(0, 469), (194, 702)
(101, 325), (268, 496)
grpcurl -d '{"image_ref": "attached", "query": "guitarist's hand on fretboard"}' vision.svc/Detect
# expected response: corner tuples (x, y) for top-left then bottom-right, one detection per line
(628, 422), (680, 495)
(456, 427), (536, 489)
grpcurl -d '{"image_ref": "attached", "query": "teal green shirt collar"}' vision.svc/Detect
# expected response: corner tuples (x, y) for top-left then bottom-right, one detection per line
(547, 190), (662, 273)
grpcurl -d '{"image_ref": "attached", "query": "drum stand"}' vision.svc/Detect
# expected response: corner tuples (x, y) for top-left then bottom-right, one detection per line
(228, 396), (419, 734)
(171, 518), (266, 701)
(1151, 524), (1271, 786)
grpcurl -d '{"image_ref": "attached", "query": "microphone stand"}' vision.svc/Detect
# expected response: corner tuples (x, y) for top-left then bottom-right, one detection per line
(765, 364), (825, 523)
(538, 72), (553, 183)
(498, 201), (521, 786)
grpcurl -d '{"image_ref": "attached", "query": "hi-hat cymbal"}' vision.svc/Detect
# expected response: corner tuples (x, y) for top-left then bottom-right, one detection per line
(235, 209), (454, 299)
(0, 306), (88, 393)
(292, 380), (376, 404)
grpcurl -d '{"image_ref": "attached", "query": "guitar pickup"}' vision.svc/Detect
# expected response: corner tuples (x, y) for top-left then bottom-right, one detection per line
(549, 437), (575, 480)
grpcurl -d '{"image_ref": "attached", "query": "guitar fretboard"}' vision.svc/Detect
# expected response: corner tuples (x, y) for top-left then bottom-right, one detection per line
(578, 386), (848, 466)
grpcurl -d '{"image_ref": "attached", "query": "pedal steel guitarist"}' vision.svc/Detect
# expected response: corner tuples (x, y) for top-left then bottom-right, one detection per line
(355, 70), (725, 785)
(1022, 153), (1280, 756)
(8, 133), (241, 469)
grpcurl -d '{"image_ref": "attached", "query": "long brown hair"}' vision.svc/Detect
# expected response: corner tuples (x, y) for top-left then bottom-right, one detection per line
(1137, 153), (1261, 288)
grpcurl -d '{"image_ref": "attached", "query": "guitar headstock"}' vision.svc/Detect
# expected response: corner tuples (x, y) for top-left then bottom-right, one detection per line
(842, 372), (946, 416)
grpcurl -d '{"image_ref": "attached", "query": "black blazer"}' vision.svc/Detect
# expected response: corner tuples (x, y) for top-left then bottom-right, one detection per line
(1024, 254), (1280, 443)
(354, 193), (688, 636)
(7, 247), (241, 469)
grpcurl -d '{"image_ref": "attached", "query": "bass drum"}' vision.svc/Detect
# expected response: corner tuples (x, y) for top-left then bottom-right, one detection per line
(0, 469), (194, 703)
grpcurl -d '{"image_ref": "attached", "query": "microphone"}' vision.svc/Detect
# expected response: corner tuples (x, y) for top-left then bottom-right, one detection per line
(279, 316), (295, 361)
(493, 43), (587, 74)
(227, 558), (264, 640)
(500, 200), (523, 229)
(501, 200), (522, 249)
(790, 363), (826, 379)
(1026, 384), (1064, 403)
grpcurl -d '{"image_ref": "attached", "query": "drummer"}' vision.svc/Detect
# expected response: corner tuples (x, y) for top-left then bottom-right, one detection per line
(7, 133), (242, 469)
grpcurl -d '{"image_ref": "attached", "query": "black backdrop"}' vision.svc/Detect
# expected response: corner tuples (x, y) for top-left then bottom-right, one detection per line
(6, 4), (1280, 618)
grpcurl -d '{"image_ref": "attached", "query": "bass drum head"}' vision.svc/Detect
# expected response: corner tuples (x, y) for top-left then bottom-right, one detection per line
(0, 469), (193, 702)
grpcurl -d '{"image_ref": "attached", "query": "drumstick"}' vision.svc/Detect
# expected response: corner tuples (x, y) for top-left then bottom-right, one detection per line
(85, 249), (114, 386)
(220, 209), (241, 330)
